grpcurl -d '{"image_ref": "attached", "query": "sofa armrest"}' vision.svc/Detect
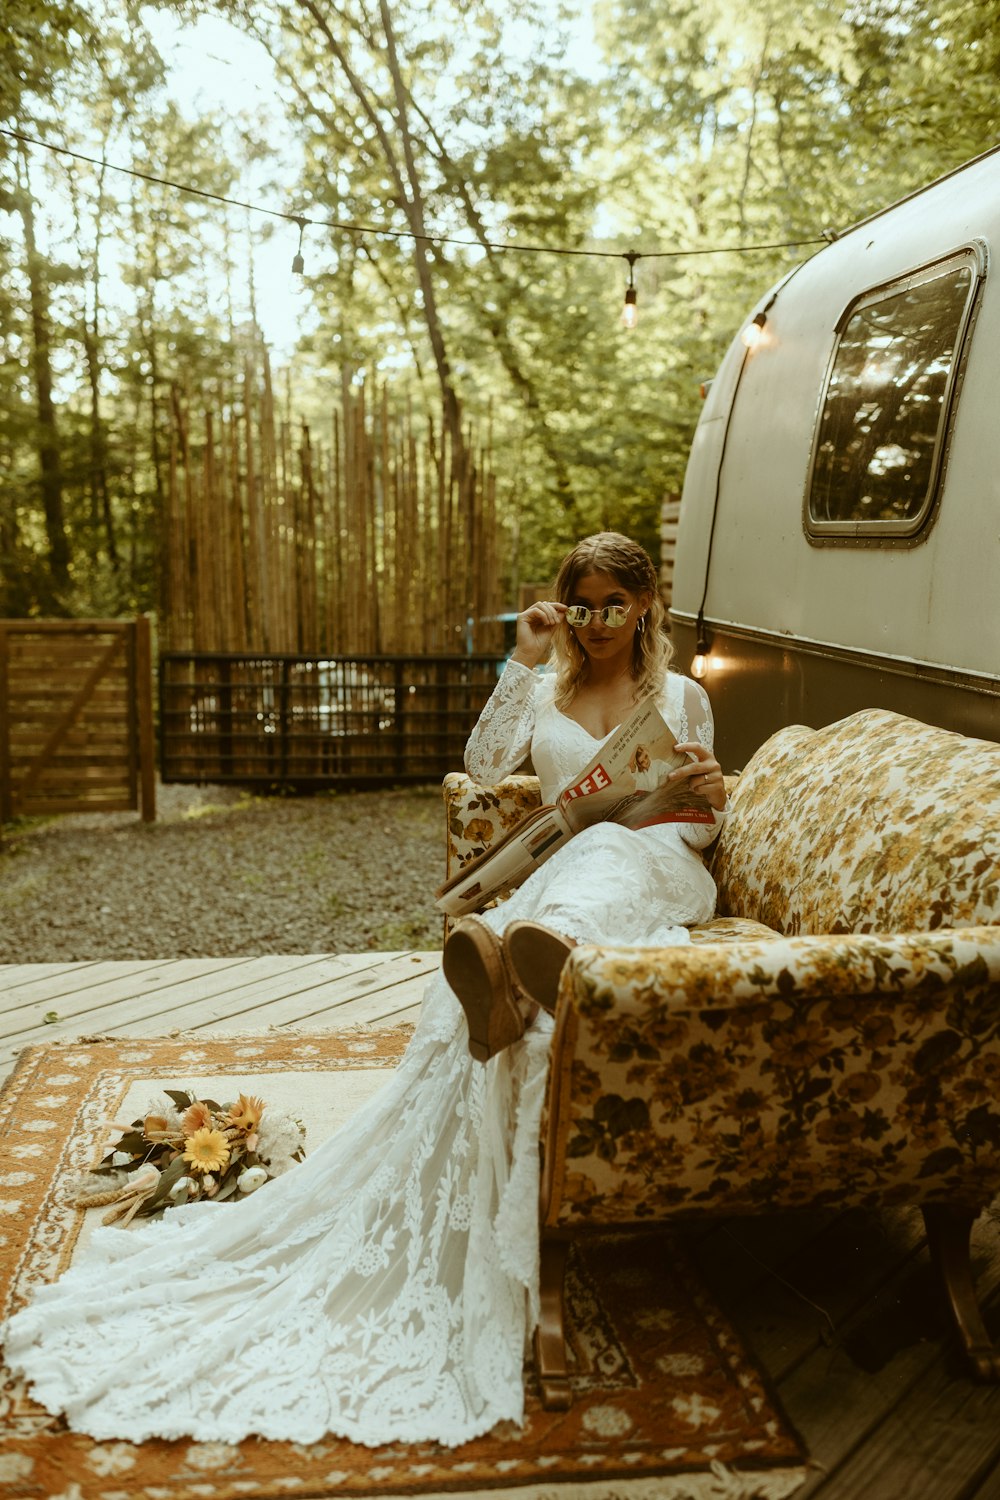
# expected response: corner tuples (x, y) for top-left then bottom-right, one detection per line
(442, 771), (542, 883)
(541, 925), (1000, 1229)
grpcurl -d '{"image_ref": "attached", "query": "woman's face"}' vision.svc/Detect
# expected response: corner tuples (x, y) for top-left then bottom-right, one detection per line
(566, 569), (650, 672)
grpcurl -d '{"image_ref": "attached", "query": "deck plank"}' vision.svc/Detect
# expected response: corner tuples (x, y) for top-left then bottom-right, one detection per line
(776, 1229), (1000, 1496)
(797, 1293), (1000, 1499)
(0, 959), (173, 1011)
(112, 954), (431, 1036)
(0, 961), (102, 990)
(202, 952), (440, 1030)
(0, 957), (267, 1054)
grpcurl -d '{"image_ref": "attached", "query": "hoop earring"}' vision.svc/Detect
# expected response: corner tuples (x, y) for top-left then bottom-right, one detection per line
(637, 614), (646, 634)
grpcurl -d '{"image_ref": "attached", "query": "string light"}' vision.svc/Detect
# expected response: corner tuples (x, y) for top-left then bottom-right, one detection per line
(621, 250), (639, 330)
(291, 216), (306, 275)
(0, 126), (830, 285)
(740, 310), (767, 348)
(691, 621), (711, 679)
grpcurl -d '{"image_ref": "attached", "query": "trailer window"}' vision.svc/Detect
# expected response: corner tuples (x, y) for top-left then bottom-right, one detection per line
(806, 250), (980, 540)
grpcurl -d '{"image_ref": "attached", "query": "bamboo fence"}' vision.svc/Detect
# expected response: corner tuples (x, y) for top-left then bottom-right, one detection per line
(161, 354), (505, 657)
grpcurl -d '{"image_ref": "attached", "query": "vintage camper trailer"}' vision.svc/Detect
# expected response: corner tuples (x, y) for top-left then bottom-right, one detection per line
(670, 145), (1000, 771)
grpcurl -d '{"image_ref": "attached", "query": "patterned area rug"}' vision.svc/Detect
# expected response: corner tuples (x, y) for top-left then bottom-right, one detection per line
(0, 1030), (809, 1500)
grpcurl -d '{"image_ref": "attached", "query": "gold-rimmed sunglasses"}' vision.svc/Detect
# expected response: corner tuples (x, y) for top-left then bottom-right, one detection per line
(565, 603), (633, 629)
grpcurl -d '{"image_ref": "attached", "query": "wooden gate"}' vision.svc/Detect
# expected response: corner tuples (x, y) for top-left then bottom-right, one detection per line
(0, 618), (155, 825)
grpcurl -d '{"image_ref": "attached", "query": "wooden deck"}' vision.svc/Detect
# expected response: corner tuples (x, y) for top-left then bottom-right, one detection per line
(2, 954), (999, 1498)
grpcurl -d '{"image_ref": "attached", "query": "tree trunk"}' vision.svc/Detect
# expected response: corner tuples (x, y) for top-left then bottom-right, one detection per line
(16, 147), (70, 590)
(292, 0), (471, 493)
(75, 155), (118, 568)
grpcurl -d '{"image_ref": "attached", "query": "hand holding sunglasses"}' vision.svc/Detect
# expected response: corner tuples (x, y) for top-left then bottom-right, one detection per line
(510, 600), (569, 669)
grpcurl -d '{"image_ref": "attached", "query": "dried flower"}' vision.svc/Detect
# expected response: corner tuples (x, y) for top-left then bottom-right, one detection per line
(181, 1101), (213, 1135)
(257, 1113), (307, 1177)
(182, 1129), (231, 1175)
(168, 1175), (198, 1203)
(237, 1166), (268, 1194)
(226, 1094), (266, 1131)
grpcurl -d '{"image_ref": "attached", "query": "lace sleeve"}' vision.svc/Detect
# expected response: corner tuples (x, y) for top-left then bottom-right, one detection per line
(464, 660), (538, 782)
(677, 677), (728, 852)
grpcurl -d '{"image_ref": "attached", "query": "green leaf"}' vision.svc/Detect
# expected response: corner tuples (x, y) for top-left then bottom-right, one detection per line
(43, 1010), (60, 1024)
(147, 1156), (187, 1206)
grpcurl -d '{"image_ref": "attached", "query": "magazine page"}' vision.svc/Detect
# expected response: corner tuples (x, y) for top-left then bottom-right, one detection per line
(435, 804), (572, 917)
(556, 698), (693, 831)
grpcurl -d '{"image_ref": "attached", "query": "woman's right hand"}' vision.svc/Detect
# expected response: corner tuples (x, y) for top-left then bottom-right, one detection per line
(510, 600), (567, 668)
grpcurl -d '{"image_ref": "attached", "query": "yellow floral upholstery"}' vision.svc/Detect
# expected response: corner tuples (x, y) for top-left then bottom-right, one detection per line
(711, 710), (1000, 935)
(541, 927), (1000, 1228)
(441, 773), (544, 934)
(442, 771), (543, 874)
(689, 916), (781, 944)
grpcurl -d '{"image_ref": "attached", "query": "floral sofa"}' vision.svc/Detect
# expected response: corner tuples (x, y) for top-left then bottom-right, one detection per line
(442, 707), (1000, 1406)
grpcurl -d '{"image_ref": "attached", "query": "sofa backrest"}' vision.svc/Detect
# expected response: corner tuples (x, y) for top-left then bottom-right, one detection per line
(711, 709), (1000, 935)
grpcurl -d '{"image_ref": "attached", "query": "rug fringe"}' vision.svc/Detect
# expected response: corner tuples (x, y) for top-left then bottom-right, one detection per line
(302, 1465), (811, 1500)
(14, 1020), (417, 1053)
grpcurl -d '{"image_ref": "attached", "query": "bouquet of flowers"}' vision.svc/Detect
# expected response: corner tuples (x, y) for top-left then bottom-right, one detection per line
(72, 1087), (307, 1226)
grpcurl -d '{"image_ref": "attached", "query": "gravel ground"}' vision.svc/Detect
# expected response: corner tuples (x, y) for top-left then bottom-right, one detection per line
(0, 780), (444, 961)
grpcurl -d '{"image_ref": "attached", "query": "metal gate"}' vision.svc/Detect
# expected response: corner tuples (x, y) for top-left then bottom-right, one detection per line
(0, 618), (155, 824)
(159, 652), (506, 786)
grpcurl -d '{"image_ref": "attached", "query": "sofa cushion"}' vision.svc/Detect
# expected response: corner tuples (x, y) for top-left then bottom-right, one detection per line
(711, 709), (1000, 936)
(689, 916), (781, 944)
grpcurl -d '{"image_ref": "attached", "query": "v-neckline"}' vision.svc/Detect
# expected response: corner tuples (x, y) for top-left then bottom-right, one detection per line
(554, 706), (620, 742)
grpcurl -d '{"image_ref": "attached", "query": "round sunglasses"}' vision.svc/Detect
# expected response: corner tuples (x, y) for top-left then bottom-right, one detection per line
(565, 603), (633, 629)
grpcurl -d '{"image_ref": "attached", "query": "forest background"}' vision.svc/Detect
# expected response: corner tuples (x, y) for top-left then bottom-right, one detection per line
(2, 0), (999, 627)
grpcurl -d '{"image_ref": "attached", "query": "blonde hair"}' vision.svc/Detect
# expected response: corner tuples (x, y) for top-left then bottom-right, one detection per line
(551, 532), (674, 711)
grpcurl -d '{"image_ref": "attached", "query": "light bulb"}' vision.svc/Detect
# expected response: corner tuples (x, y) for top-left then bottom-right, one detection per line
(691, 634), (711, 679)
(740, 311), (767, 349)
(291, 216), (307, 276)
(621, 285), (638, 330)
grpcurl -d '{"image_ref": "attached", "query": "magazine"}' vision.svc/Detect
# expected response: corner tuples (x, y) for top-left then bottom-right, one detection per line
(435, 695), (715, 918)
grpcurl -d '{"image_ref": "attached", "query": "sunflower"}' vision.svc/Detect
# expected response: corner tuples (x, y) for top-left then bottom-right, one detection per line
(225, 1094), (266, 1132)
(182, 1128), (231, 1175)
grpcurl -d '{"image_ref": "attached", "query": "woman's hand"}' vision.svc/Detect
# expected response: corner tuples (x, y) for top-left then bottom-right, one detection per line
(670, 742), (727, 812)
(510, 601), (568, 669)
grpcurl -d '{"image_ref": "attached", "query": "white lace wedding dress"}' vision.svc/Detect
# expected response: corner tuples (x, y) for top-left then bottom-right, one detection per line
(2, 662), (723, 1447)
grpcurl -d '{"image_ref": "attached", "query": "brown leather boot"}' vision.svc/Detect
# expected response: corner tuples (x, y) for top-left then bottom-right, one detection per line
(443, 915), (533, 1063)
(503, 920), (577, 1015)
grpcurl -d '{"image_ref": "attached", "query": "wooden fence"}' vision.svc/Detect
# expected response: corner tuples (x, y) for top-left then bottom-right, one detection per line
(660, 491), (681, 609)
(161, 357), (506, 659)
(160, 652), (506, 786)
(0, 618), (155, 824)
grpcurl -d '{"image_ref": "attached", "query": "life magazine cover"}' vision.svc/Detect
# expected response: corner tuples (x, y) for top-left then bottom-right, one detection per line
(436, 696), (714, 918)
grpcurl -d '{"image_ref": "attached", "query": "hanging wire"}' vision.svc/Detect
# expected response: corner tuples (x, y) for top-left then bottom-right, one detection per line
(0, 127), (831, 266)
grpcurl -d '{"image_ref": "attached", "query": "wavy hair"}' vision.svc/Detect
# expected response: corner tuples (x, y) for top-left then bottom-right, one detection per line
(551, 532), (674, 711)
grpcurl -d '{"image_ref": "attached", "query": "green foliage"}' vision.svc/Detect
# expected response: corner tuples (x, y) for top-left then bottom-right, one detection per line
(2, 0), (999, 618)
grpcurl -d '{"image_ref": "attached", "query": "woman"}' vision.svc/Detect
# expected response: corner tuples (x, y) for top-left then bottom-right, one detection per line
(444, 531), (725, 1059)
(2, 533), (726, 1449)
